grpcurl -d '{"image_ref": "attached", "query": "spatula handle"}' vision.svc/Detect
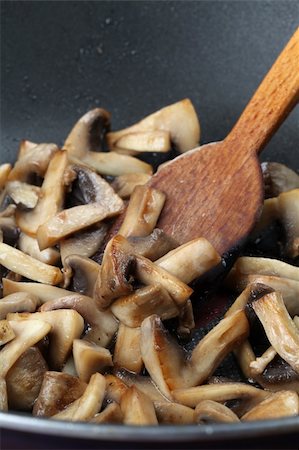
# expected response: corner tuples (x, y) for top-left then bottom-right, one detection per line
(226, 27), (299, 155)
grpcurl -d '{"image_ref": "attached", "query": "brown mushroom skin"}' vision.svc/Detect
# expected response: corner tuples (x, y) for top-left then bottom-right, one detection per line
(33, 371), (87, 417)
(6, 347), (48, 411)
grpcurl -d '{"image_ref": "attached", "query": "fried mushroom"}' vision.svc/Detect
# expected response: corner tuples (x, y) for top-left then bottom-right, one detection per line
(120, 386), (158, 425)
(241, 391), (299, 421)
(0, 243), (63, 285)
(0, 319), (51, 378)
(73, 339), (113, 382)
(16, 150), (68, 235)
(111, 284), (179, 328)
(113, 324), (143, 374)
(0, 292), (40, 319)
(7, 310), (84, 370)
(8, 142), (59, 182)
(64, 109), (152, 176)
(52, 372), (106, 421)
(118, 185), (166, 238)
(40, 294), (118, 347)
(156, 237), (221, 284)
(6, 346), (48, 411)
(33, 371), (87, 417)
(112, 173), (152, 199)
(252, 291), (299, 373)
(107, 99), (200, 154)
(195, 400), (240, 424)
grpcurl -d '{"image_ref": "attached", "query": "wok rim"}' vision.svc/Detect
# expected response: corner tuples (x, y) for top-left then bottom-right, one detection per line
(1, 411), (299, 442)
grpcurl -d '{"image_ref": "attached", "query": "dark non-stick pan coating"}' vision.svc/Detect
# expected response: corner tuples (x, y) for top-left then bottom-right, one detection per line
(1, 1), (299, 449)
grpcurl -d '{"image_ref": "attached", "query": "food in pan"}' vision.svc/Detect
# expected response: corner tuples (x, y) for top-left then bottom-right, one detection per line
(0, 100), (298, 425)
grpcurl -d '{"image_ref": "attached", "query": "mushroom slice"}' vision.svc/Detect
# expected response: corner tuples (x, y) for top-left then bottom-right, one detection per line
(60, 223), (108, 264)
(226, 275), (299, 317)
(37, 201), (124, 250)
(77, 151), (153, 176)
(228, 256), (299, 282)
(118, 185), (166, 238)
(252, 291), (299, 373)
(189, 310), (249, 386)
(140, 315), (186, 399)
(0, 319), (51, 378)
(6, 181), (40, 209)
(241, 391), (299, 421)
(37, 191), (123, 250)
(16, 150), (68, 235)
(112, 173), (152, 199)
(0, 243), (63, 285)
(195, 400), (240, 424)
(114, 369), (168, 403)
(7, 310), (84, 370)
(277, 189), (299, 258)
(0, 292), (40, 319)
(40, 294), (118, 348)
(154, 402), (195, 425)
(52, 372), (106, 421)
(107, 99), (200, 154)
(73, 339), (113, 382)
(262, 162), (299, 198)
(259, 355), (299, 393)
(6, 346), (48, 411)
(111, 284), (179, 327)
(127, 228), (177, 260)
(62, 255), (100, 295)
(172, 383), (269, 410)
(0, 164), (12, 190)
(63, 108), (152, 175)
(141, 311), (249, 396)
(2, 279), (73, 303)
(64, 108), (111, 157)
(0, 320), (15, 345)
(94, 236), (135, 310)
(18, 232), (60, 265)
(8, 142), (59, 182)
(91, 402), (123, 424)
(113, 324), (143, 374)
(135, 253), (193, 306)
(0, 378), (7, 411)
(105, 374), (129, 404)
(156, 237), (221, 284)
(120, 386), (158, 425)
(33, 371), (87, 417)
(113, 130), (171, 155)
(69, 165), (123, 207)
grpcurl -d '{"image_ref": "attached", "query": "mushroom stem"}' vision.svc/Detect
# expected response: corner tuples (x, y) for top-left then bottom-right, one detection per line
(156, 237), (221, 284)
(252, 291), (299, 373)
(0, 243), (63, 285)
(118, 185), (166, 238)
(37, 202), (123, 250)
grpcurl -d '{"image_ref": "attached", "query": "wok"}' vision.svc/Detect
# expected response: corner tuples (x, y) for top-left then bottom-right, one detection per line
(1, 1), (299, 449)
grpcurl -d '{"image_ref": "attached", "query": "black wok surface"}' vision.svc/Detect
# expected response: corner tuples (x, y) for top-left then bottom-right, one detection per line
(1, 1), (299, 449)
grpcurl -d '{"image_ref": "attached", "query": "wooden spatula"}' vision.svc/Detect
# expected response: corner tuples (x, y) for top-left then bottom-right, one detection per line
(150, 28), (299, 256)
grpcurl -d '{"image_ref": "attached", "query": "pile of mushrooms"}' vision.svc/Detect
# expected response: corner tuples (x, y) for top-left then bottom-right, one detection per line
(0, 103), (298, 425)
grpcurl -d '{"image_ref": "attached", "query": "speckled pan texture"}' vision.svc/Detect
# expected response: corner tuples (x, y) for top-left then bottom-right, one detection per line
(1, 1), (299, 449)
